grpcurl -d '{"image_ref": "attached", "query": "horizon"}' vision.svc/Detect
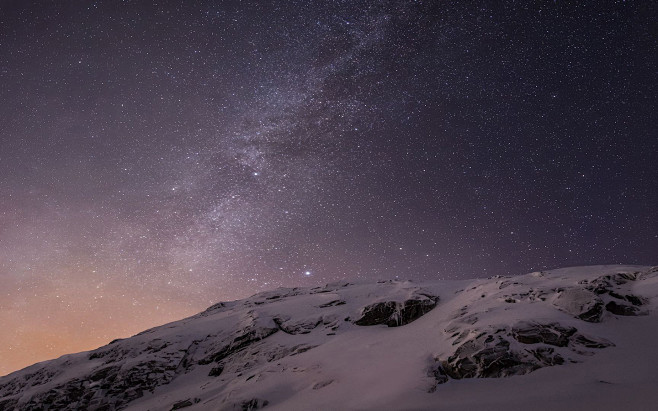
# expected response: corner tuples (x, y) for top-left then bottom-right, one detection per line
(2, 262), (654, 377)
(1, 1), (656, 377)
(2, 264), (657, 409)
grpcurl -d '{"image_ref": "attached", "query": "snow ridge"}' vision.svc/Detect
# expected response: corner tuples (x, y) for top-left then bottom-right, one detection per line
(1, 266), (657, 410)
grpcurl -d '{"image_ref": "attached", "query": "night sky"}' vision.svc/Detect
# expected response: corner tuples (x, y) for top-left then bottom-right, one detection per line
(1, 0), (656, 375)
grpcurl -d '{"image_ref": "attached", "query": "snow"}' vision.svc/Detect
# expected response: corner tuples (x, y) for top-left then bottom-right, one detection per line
(1, 265), (657, 410)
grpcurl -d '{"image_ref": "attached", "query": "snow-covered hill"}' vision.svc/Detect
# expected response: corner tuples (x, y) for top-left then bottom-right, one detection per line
(1, 265), (657, 410)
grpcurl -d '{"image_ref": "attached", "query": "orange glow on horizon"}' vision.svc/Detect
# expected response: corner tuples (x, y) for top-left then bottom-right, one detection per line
(0, 274), (208, 376)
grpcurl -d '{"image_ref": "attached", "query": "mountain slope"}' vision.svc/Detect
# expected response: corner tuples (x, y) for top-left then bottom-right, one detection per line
(1, 265), (657, 410)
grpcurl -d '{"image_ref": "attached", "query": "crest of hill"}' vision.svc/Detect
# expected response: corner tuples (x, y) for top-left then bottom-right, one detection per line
(1, 265), (657, 411)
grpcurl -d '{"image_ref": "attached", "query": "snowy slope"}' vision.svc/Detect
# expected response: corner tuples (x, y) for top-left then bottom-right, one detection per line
(1, 265), (657, 410)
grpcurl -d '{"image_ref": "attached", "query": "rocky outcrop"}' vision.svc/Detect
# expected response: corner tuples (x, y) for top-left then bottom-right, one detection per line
(171, 398), (200, 409)
(0, 268), (653, 410)
(552, 288), (605, 322)
(431, 321), (614, 389)
(354, 291), (438, 327)
(511, 322), (576, 347)
(551, 270), (652, 322)
(354, 299), (434, 326)
(605, 301), (644, 316)
(273, 316), (322, 334)
(240, 398), (269, 410)
(199, 325), (279, 365)
(8, 359), (176, 410)
(440, 333), (541, 379)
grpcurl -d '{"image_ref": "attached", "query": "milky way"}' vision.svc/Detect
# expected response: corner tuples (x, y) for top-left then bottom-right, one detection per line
(1, 1), (656, 375)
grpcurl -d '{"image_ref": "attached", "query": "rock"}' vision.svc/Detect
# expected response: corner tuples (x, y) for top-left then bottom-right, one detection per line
(354, 301), (399, 326)
(273, 316), (322, 334)
(240, 398), (269, 410)
(624, 294), (648, 306)
(354, 295), (438, 327)
(427, 361), (449, 392)
(552, 288), (605, 322)
(171, 398), (199, 410)
(312, 380), (334, 390)
(572, 272), (650, 315)
(12, 358), (181, 410)
(88, 366), (120, 382)
(440, 334), (539, 379)
(199, 325), (279, 365)
(436, 321), (613, 385)
(209, 365), (224, 377)
(571, 334), (615, 349)
(0, 272), (644, 410)
(605, 301), (642, 316)
(512, 322), (576, 347)
(318, 299), (346, 307)
(531, 347), (564, 366)
(585, 273), (640, 295)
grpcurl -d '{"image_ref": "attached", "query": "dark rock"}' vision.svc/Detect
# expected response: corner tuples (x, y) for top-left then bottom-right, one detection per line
(273, 316), (322, 335)
(354, 296), (438, 327)
(576, 300), (604, 322)
(585, 273), (640, 296)
(241, 398), (269, 410)
(9, 358), (178, 410)
(171, 398), (195, 410)
(87, 345), (130, 361)
(512, 322), (577, 347)
(147, 339), (170, 353)
(473, 344), (533, 378)
(625, 294), (647, 306)
(354, 301), (399, 326)
(318, 299), (346, 308)
(605, 301), (641, 316)
(427, 361), (449, 392)
(552, 288), (605, 322)
(442, 335), (538, 379)
(531, 347), (564, 366)
(200, 326), (279, 364)
(88, 366), (119, 382)
(312, 380), (334, 390)
(438, 320), (615, 384)
(203, 302), (226, 314)
(608, 272), (639, 284)
(0, 397), (19, 411)
(290, 344), (317, 355)
(571, 334), (615, 349)
(209, 365), (224, 377)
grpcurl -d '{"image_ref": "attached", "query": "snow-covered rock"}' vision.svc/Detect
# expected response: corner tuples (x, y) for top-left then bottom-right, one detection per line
(1, 265), (657, 410)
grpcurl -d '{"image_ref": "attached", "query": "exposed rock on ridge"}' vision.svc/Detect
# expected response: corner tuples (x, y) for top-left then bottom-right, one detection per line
(0, 266), (655, 411)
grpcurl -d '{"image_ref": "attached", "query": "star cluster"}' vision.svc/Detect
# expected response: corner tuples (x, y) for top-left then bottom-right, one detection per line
(0, 1), (655, 375)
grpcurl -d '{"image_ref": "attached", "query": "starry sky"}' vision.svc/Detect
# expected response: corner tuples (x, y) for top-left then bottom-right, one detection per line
(1, 0), (656, 375)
